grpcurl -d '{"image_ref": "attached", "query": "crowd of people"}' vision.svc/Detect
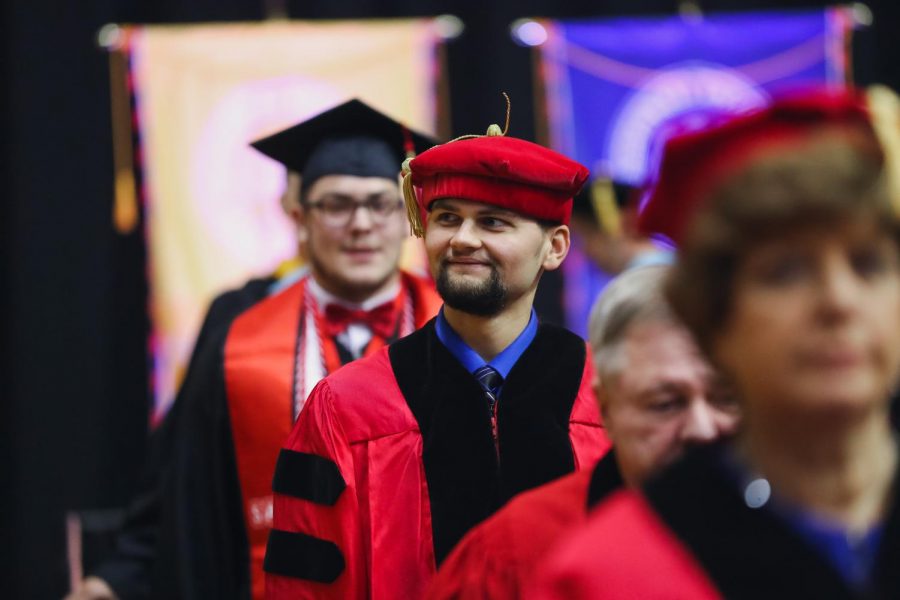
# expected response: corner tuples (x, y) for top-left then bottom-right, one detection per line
(67, 83), (900, 599)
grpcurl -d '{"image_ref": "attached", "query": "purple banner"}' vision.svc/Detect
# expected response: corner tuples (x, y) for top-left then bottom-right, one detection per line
(538, 8), (853, 337)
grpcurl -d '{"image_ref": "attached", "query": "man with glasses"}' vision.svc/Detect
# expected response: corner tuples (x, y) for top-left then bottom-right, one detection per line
(68, 99), (440, 600)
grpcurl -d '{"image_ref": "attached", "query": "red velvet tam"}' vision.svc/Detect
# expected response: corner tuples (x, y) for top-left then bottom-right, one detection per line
(402, 132), (589, 236)
(638, 87), (877, 246)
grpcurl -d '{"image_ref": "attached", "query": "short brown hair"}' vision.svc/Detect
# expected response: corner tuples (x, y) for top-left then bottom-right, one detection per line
(665, 125), (895, 355)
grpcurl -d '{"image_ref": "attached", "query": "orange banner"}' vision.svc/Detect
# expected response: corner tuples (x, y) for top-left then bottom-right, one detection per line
(123, 20), (440, 416)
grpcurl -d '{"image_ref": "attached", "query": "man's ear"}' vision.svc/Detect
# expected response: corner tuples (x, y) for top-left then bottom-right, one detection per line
(294, 207), (309, 247)
(281, 172), (308, 244)
(281, 172), (303, 225)
(542, 224), (571, 272)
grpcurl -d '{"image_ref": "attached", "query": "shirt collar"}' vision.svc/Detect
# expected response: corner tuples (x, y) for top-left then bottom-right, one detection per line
(435, 307), (538, 379)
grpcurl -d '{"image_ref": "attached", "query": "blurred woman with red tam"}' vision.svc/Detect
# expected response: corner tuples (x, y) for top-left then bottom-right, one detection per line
(533, 86), (900, 599)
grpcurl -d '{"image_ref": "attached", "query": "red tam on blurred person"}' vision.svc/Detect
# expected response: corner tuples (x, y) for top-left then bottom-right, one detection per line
(534, 86), (900, 599)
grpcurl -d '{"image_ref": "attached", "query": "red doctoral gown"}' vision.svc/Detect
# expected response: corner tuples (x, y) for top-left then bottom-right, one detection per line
(265, 320), (610, 599)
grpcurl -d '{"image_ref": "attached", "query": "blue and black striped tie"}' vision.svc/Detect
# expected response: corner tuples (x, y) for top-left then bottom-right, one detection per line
(473, 364), (503, 407)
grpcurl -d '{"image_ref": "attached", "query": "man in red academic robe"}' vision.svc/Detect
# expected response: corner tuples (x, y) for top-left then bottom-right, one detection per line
(265, 118), (611, 598)
(67, 99), (440, 600)
(424, 264), (740, 600)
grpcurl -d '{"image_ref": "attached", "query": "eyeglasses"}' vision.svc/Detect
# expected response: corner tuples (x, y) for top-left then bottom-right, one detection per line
(304, 193), (404, 228)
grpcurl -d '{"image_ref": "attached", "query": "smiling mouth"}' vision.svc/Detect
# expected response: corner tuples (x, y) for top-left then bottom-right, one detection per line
(801, 351), (865, 369)
(446, 261), (492, 273)
(342, 248), (380, 262)
(445, 255), (492, 265)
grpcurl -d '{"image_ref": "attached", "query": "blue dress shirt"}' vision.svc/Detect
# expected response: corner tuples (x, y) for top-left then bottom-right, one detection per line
(434, 307), (538, 396)
(780, 502), (883, 589)
(722, 449), (884, 590)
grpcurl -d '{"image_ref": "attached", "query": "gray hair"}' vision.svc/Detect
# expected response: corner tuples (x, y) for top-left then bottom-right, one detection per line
(589, 264), (674, 381)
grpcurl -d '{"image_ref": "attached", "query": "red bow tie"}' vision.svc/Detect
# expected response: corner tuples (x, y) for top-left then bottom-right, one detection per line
(323, 301), (397, 339)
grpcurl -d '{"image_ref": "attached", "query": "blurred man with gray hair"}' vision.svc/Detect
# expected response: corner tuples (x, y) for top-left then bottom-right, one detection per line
(425, 264), (740, 600)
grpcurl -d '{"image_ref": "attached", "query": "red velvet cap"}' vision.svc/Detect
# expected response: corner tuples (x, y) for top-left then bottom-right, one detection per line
(405, 133), (590, 231)
(638, 87), (876, 245)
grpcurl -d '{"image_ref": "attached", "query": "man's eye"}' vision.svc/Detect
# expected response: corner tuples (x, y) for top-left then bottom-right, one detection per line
(369, 195), (401, 215)
(851, 246), (895, 279)
(648, 396), (683, 413)
(433, 212), (459, 225)
(754, 254), (810, 286)
(479, 216), (509, 229)
(320, 199), (353, 214)
(709, 390), (740, 413)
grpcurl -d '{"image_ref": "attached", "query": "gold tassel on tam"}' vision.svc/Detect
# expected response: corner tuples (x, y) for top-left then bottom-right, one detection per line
(867, 85), (900, 218)
(401, 92), (512, 238)
(402, 157), (425, 238)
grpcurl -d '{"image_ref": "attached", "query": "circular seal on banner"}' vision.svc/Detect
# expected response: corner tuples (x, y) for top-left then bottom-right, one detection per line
(607, 63), (768, 184)
(190, 78), (344, 274)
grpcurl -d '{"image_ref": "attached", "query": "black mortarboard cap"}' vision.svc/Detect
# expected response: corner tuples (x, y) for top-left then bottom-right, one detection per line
(251, 98), (437, 195)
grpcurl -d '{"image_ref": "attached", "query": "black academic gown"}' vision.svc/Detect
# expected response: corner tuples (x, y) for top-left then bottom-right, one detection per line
(640, 443), (900, 599)
(99, 272), (438, 600)
(89, 277), (274, 600)
(537, 442), (900, 600)
(147, 327), (250, 600)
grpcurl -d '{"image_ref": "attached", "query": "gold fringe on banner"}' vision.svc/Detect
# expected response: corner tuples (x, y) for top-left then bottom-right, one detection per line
(108, 46), (139, 234)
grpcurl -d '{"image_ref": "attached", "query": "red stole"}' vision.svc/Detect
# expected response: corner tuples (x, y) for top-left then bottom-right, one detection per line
(224, 282), (301, 600)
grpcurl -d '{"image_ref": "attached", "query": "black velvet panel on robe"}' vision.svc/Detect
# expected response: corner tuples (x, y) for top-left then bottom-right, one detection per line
(644, 443), (900, 600)
(389, 319), (586, 565)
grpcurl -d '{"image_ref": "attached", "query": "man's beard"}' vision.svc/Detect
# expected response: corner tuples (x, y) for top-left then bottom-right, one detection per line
(436, 261), (508, 316)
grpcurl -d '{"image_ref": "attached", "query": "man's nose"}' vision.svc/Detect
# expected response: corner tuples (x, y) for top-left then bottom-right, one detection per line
(679, 400), (720, 444)
(449, 219), (481, 250)
(815, 256), (863, 324)
(348, 203), (375, 231)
